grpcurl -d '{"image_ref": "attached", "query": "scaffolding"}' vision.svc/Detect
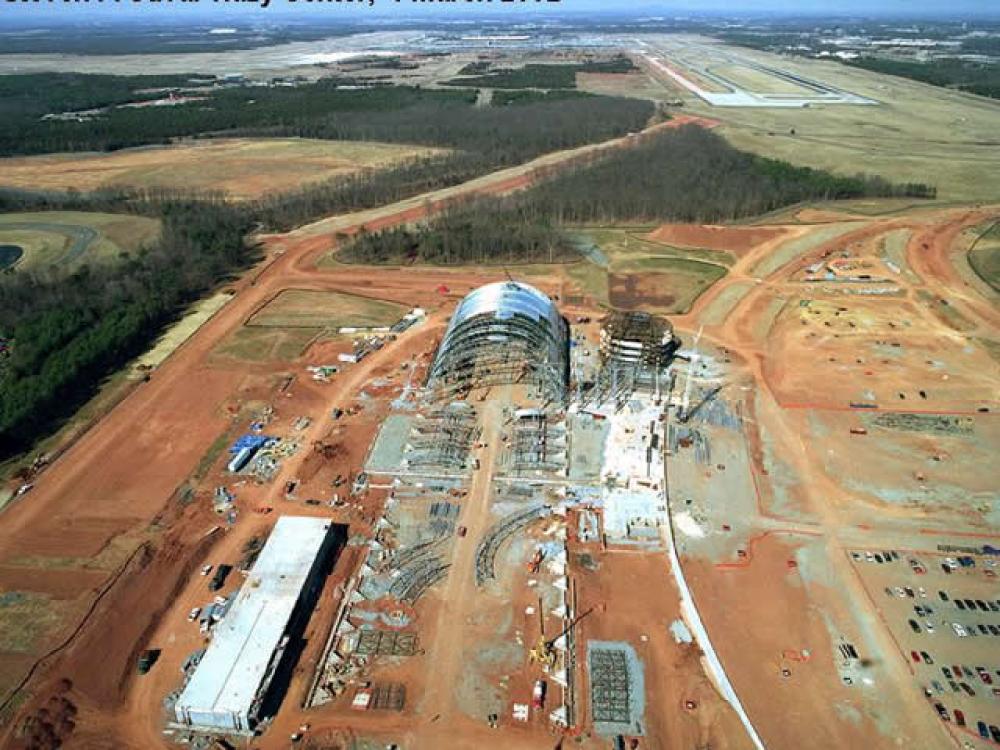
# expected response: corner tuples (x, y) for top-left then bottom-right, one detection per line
(593, 311), (680, 405)
(475, 503), (551, 585)
(402, 404), (480, 473)
(504, 408), (568, 475)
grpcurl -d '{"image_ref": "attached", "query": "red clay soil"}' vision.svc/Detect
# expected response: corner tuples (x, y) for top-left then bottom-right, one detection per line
(573, 549), (755, 750)
(645, 224), (790, 255)
(0, 114), (725, 748)
(683, 535), (911, 750)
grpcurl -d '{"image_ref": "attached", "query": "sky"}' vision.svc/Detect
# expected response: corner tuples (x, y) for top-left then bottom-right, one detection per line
(2, 0), (997, 22)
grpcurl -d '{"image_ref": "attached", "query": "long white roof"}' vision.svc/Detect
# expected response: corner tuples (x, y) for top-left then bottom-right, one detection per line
(175, 516), (331, 722)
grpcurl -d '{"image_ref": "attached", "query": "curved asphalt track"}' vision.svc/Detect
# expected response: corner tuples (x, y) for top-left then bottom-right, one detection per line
(0, 222), (100, 266)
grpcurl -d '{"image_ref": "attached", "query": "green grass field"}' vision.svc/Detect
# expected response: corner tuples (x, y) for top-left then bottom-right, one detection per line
(216, 289), (408, 363)
(567, 226), (729, 313)
(0, 211), (161, 270)
(248, 289), (407, 329)
(658, 35), (1000, 202)
(968, 223), (1000, 293)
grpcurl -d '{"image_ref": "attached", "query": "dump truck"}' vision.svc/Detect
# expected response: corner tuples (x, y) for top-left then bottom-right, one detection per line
(137, 649), (160, 675)
(208, 564), (232, 592)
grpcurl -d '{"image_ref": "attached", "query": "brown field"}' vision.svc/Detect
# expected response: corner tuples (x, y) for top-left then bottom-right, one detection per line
(0, 139), (444, 199)
(608, 265), (724, 313)
(248, 288), (407, 329)
(645, 223), (790, 254)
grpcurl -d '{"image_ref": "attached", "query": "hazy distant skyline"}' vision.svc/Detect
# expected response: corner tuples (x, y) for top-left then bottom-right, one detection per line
(2, 0), (998, 22)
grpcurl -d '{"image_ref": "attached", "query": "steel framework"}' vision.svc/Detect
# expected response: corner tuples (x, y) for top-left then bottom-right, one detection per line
(428, 282), (569, 401)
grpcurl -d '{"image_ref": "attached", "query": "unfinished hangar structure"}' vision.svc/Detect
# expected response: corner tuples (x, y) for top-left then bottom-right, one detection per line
(428, 281), (569, 400)
(174, 516), (343, 733)
(597, 311), (679, 395)
(600, 311), (679, 368)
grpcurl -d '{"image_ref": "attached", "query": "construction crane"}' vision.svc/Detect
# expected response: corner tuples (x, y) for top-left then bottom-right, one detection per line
(678, 325), (703, 421)
(528, 598), (594, 670)
(679, 384), (724, 425)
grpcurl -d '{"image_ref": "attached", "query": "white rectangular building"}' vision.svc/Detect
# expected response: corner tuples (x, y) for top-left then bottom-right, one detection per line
(174, 516), (337, 732)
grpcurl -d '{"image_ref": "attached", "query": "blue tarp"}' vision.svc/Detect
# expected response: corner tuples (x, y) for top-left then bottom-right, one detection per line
(229, 434), (273, 454)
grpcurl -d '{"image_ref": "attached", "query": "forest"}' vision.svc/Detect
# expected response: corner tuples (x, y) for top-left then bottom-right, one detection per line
(0, 76), (476, 156)
(0, 189), (254, 458)
(340, 202), (576, 266)
(341, 124), (935, 265)
(443, 55), (637, 89)
(250, 96), (655, 231)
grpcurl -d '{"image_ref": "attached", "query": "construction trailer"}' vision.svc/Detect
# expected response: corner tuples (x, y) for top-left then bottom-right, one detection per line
(173, 516), (345, 733)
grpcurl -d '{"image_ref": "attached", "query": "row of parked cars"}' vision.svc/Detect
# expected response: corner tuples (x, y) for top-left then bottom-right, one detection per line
(856, 548), (999, 579)
(939, 589), (1000, 613)
(906, 617), (1000, 637)
(931, 702), (1000, 744)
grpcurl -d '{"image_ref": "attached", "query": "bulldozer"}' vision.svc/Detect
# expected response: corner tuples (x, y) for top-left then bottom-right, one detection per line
(528, 597), (593, 671)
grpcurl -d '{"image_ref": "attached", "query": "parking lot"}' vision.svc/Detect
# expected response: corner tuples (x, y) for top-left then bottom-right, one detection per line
(850, 546), (1000, 748)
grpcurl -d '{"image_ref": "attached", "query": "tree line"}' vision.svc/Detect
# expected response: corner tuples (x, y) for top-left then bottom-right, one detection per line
(0, 189), (254, 458)
(341, 124), (936, 265)
(249, 96), (656, 231)
(845, 57), (1000, 100)
(442, 55), (637, 90)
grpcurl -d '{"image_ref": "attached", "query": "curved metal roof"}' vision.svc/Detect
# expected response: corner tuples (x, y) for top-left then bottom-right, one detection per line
(430, 281), (568, 396)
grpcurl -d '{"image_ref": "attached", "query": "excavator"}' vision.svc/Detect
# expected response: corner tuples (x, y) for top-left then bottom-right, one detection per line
(528, 597), (594, 671)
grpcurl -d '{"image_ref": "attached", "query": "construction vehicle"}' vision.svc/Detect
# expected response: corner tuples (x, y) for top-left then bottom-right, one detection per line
(136, 649), (160, 675)
(532, 679), (547, 709)
(527, 548), (545, 574)
(678, 384), (723, 424)
(528, 598), (593, 671)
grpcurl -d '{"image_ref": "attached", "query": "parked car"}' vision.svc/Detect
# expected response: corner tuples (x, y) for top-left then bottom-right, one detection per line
(977, 721), (989, 739)
(909, 619), (922, 633)
(960, 682), (976, 697)
(921, 651), (934, 664)
(911, 650), (921, 663)
(187, 607), (201, 622)
(942, 667), (953, 679)
(954, 709), (966, 727)
(200, 564), (213, 576)
(933, 703), (949, 721)
(956, 600), (966, 610)
(990, 725), (1000, 742)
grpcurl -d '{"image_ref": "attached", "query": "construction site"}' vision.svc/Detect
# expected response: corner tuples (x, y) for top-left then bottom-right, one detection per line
(0, 52), (996, 746)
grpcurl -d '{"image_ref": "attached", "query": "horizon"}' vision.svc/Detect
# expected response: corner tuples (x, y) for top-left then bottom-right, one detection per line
(3, 0), (999, 26)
